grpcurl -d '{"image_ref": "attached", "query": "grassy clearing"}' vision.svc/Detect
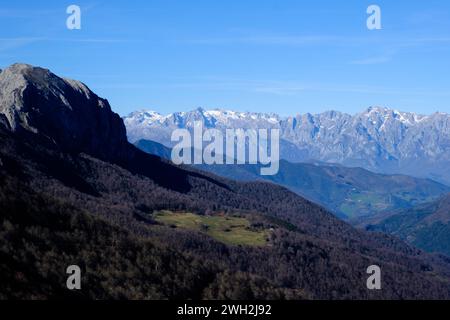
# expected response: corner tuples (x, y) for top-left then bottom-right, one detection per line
(340, 189), (442, 219)
(340, 192), (389, 218)
(154, 211), (270, 247)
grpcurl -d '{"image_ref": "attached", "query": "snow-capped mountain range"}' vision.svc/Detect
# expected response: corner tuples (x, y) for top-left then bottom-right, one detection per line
(123, 107), (450, 184)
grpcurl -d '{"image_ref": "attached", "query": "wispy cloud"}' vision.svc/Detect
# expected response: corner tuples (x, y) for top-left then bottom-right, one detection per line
(181, 32), (450, 49)
(0, 37), (135, 53)
(181, 35), (368, 46)
(409, 37), (450, 44)
(0, 37), (44, 52)
(93, 78), (306, 94)
(0, 8), (57, 18)
(253, 85), (306, 95)
(55, 38), (134, 43)
(348, 36), (450, 65)
(310, 83), (450, 97)
(0, 3), (99, 18)
(149, 76), (450, 98)
(184, 35), (349, 46)
(350, 50), (395, 65)
(170, 78), (307, 95)
(403, 10), (450, 27)
(350, 56), (392, 65)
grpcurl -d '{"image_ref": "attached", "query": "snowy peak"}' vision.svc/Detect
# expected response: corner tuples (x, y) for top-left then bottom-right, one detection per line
(123, 108), (282, 142)
(359, 106), (430, 126)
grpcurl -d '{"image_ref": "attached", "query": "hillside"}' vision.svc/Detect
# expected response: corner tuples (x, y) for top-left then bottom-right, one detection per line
(365, 194), (450, 257)
(1, 64), (450, 299)
(135, 139), (450, 220)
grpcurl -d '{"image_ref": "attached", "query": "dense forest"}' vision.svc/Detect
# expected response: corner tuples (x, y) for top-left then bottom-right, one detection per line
(0, 175), (300, 300)
(366, 194), (450, 257)
(2, 124), (450, 300)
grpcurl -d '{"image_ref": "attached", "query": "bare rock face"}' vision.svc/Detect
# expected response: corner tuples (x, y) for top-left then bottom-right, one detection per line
(0, 63), (129, 161)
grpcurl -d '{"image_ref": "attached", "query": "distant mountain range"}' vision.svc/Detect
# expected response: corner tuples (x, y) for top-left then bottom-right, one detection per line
(135, 139), (450, 220)
(125, 107), (450, 185)
(2, 63), (450, 299)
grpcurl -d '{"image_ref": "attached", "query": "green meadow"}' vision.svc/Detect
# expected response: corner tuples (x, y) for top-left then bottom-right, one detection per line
(154, 211), (270, 247)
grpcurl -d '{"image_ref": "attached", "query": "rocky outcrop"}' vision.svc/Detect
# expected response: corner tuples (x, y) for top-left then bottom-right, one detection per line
(0, 63), (129, 161)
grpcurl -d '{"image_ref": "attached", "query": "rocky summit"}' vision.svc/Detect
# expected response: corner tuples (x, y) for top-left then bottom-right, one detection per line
(0, 63), (129, 162)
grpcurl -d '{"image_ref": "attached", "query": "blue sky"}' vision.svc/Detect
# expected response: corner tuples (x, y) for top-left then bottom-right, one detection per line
(1, 0), (450, 116)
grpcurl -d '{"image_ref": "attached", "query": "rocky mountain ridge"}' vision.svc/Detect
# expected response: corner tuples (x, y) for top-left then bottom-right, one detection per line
(124, 107), (450, 184)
